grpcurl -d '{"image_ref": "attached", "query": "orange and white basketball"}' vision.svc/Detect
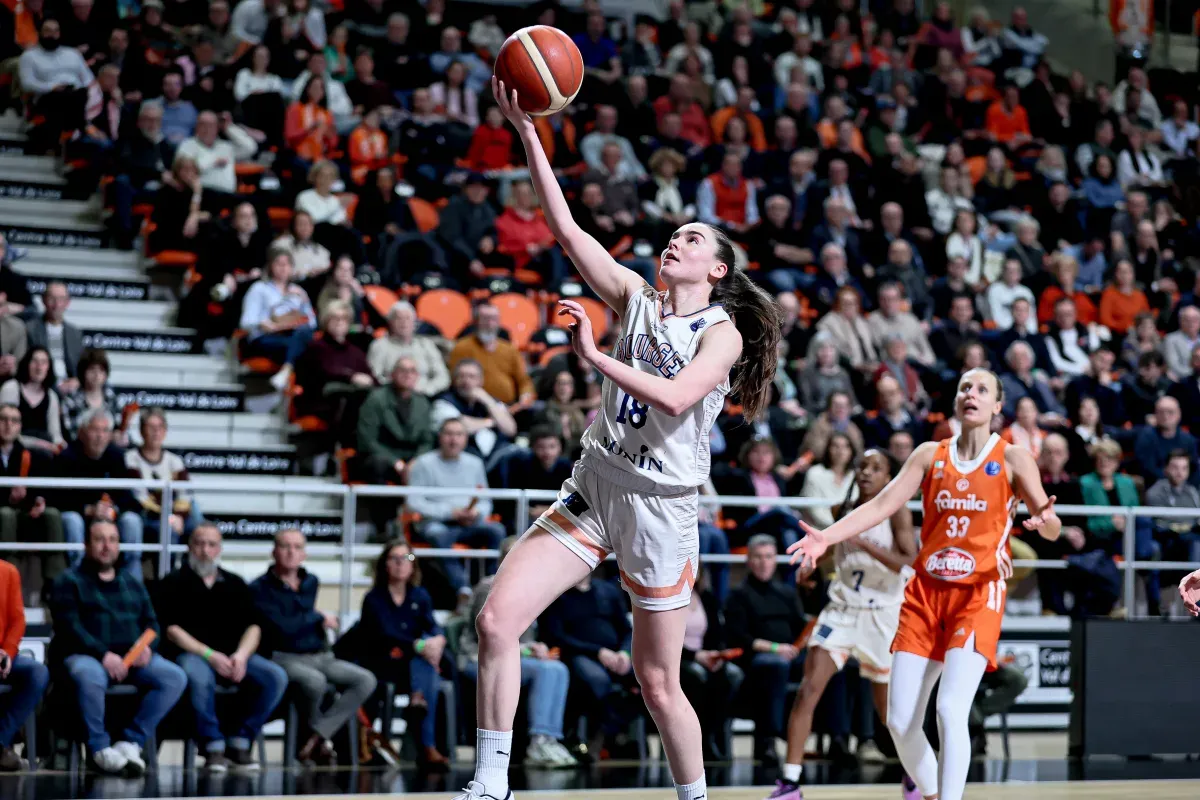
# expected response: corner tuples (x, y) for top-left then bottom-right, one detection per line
(493, 25), (584, 116)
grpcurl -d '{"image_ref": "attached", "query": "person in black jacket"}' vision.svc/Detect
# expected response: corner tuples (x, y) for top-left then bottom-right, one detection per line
(678, 565), (743, 761)
(434, 175), (499, 285)
(723, 534), (808, 766)
(252, 529), (376, 766)
(0, 404), (65, 594)
(54, 408), (144, 580)
(539, 571), (638, 749)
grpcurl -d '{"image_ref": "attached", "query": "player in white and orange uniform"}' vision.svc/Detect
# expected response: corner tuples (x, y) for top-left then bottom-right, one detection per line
(790, 369), (1061, 800)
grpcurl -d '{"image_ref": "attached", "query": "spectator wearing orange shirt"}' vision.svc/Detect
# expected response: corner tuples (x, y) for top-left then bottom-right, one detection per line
(0, 560), (46, 771)
(710, 87), (768, 152)
(465, 106), (513, 172)
(1038, 253), (1098, 325)
(985, 83), (1034, 156)
(347, 107), (388, 185)
(494, 181), (565, 287)
(652, 74), (711, 150)
(1098, 258), (1151, 336)
(284, 75), (338, 170)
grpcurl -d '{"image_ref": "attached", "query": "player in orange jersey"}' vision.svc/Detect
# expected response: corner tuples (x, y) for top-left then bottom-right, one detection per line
(789, 369), (1061, 800)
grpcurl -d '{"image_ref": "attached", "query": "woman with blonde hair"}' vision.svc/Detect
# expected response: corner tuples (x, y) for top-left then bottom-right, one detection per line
(295, 160), (365, 263)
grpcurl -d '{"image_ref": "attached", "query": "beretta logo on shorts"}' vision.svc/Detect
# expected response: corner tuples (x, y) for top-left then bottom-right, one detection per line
(933, 489), (988, 512)
(925, 547), (976, 580)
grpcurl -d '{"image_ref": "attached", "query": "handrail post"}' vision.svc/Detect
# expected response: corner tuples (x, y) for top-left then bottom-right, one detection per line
(158, 480), (173, 579)
(1123, 508), (1137, 618)
(341, 487), (356, 623)
(516, 489), (530, 535)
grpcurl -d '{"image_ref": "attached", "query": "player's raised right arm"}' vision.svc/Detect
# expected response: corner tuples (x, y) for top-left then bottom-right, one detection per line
(494, 78), (644, 313)
(789, 442), (936, 567)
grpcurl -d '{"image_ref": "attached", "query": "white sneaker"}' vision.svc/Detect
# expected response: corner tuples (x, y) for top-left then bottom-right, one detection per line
(91, 746), (128, 775)
(113, 741), (146, 775)
(857, 738), (886, 763)
(452, 780), (513, 799)
(546, 739), (579, 768)
(269, 364), (293, 392)
(524, 737), (558, 767)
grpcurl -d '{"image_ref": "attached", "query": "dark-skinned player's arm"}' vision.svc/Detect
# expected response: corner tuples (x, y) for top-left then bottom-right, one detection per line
(1007, 445), (1062, 541)
(789, 442), (937, 569)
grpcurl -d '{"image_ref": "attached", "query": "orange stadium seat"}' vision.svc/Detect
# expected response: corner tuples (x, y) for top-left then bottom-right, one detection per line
(415, 288), (472, 339)
(408, 197), (440, 233)
(488, 292), (540, 350)
(363, 285), (400, 320)
(575, 296), (610, 342)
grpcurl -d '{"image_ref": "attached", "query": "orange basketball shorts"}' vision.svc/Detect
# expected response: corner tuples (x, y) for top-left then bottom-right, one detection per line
(890, 573), (1006, 670)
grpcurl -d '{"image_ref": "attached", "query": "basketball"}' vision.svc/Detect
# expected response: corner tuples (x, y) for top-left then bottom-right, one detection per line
(493, 25), (584, 116)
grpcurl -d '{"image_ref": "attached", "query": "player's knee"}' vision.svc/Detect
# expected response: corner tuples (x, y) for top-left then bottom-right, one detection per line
(475, 602), (517, 649)
(796, 678), (824, 710)
(634, 663), (676, 715)
(887, 697), (918, 738)
(935, 691), (969, 729)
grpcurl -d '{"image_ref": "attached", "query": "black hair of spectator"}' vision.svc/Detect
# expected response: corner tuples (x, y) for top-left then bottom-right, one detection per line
(76, 348), (111, 379)
(453, 357), (483, 376)
(738, 434), (781, 471)
(372, 539), (422, 590)
(821, 430), (858, 471)
(1137, 350), (1165, 370)
(15, 346), (56, 390)
(438, 416), (468, 435)
(86, 517), (117, 543)
(707, 225), (781, 421)
(1167, 449), (1192, 468)
(298, 75), (328, 109)
(528, 425), (562, 447)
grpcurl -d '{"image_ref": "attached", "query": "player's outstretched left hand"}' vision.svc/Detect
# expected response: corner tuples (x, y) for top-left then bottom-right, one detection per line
(1022, 495), (1059, 539)
(558, 300), (599, 362)
(787, 520), (830, 570)
(1180, 568), (1200, 617)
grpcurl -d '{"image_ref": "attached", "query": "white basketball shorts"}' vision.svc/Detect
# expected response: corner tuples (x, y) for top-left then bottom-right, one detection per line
(533, 462), (699, 611)
(808, 600), (902, 683)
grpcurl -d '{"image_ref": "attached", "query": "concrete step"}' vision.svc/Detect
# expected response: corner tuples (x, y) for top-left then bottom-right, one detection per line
(194, 487), (341, 516)
(161, 412), (289, 448)
(69, 298), (176, 329)
(0, 154), (61, 182)
(112, 367), (241, 390)
(108, 352), (233, 383)
(0, 195), (99, 224)
(21, 261), (147, 284)
(20, 246), (140, 269)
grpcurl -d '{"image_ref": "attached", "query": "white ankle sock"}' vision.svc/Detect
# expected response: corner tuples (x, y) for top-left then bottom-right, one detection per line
(675, 774), (707, 800)
(475, 728), (513, 797)
(782, 762), (803, 783)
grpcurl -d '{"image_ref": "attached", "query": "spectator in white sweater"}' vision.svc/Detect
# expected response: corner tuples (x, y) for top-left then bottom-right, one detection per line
(985, 258), (1036, 332)
(366, 302), (450, 393)
(404, 418), (505, 598)
(294, 160), (365, 263)
(238, 249), (318, 390)
(174, 111), (257, 198)
(1163, 306), (1200, 381)
(866, 282), (935, 367)
(19, 19), (93, 146)
(290, 52), (356, 132)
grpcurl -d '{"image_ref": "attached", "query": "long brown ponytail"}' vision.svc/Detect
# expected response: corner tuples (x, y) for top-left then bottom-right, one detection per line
(707, 225), (782, 421)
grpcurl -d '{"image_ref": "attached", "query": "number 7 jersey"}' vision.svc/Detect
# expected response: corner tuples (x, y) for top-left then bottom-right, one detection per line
(917, 433), (1016, 586)
(579, 285), (731, 495)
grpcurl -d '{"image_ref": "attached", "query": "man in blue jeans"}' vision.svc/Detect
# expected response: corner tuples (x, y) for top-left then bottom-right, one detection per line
(49, 520), (186, 776)
(155, 523), (288, 772)
(0, 560), (48, 771)
(53, 408), (145, 580)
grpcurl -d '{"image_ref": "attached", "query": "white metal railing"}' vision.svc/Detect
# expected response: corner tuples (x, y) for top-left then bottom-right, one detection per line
(2, 476), (1195, 619)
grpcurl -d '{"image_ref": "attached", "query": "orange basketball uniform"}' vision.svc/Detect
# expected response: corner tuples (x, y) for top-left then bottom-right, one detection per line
(891, 433), (1016, 669)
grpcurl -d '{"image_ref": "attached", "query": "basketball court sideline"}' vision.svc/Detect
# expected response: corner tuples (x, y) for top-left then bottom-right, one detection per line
(390, 781), (1200, 799)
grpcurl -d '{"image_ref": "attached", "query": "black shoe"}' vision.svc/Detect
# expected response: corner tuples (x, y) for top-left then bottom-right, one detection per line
(228, 747), (259, 771)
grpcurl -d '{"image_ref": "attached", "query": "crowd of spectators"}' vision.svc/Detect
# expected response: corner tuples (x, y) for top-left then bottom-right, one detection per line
(1, 0), (1200, 775)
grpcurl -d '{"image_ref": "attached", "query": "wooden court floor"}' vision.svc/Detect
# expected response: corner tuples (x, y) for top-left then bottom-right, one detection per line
(399, 781), (1200, 799)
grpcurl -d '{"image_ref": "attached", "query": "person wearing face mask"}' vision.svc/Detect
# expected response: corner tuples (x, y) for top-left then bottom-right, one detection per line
(447, 303), (535, 408)
(18, 18), (94, 152)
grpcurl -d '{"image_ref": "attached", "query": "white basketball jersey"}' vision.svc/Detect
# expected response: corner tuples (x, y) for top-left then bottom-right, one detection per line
(827, 516), (910, 608)
(579, 286), (731, 495)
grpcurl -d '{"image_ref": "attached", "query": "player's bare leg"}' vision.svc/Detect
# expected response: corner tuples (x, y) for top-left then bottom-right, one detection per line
(764, 646), (839, 797)
(461, 529), (596, 799)
(631, 604), (707, 799)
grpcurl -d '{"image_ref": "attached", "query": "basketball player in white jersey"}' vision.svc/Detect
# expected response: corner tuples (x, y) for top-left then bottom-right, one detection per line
(451, 79), (783, 800)
(769, 449), (918, 800)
